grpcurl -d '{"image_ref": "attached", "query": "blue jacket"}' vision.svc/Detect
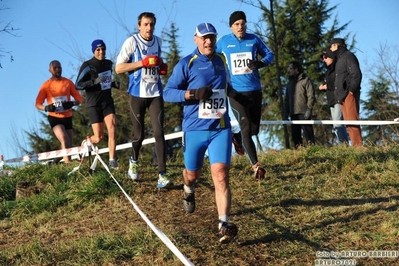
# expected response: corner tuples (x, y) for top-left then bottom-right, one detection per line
(216, 33), (273, 92)
(163, 49), (232, 132)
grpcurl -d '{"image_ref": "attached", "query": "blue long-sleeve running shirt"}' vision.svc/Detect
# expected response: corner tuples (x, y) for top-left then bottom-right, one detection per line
(216, 33), (273, 92)
(163, 49), (232, 132)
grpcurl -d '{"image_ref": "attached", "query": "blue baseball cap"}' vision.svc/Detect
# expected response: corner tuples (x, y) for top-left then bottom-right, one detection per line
(194, 23), (217, 37)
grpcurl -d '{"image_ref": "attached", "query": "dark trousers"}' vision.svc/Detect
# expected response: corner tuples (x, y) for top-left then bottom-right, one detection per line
(229, 90), (262, 166)
(129, 95), (166, 173)
(290, 114), (315, 148)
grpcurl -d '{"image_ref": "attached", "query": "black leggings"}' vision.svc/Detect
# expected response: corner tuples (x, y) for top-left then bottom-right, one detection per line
(229, 90), (262, 166)
(129, 95), (166, 173)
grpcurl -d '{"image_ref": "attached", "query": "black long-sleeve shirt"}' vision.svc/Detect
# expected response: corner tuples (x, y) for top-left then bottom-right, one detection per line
(75, 57), (114, 107)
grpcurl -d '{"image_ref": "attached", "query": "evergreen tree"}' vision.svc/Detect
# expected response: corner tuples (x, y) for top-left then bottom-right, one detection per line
(361, 73), (399, 144)
(24, 105), (89, 156)
(160, 22), (183, 160)
(24, 115), (59, 155)
(108, 74), (135, 162)
(243, 0), (352, 148)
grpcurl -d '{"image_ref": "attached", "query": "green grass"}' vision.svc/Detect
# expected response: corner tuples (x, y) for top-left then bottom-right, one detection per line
(1, 144), (399, 265)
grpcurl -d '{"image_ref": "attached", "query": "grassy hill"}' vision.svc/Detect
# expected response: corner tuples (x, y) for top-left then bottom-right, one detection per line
(1, 144), (399, 265)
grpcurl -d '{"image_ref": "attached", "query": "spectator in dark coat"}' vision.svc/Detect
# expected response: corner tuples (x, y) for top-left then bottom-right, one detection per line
(284, 60), (315, 148)
(330, 38), (363, 147)
(319, 49), (349, 144)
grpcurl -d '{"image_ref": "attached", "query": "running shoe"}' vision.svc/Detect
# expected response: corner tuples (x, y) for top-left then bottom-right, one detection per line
(80, 138), (92, 158)
(81, 138), (93, 150)
(157, 173), (173, 189)
(183, 191), (195, 213)
(219, 222), (238, 244)
(127, 157), (139, 181)
(108, 159), (119, 170)
(232, 134), (245, 156)
(254, 165), (266, 180)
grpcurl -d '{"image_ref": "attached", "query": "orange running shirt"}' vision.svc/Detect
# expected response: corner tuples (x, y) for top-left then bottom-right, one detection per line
(35, 77), (83, 118)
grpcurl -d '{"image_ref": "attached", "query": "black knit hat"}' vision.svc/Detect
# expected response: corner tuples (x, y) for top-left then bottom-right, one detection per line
(229, 11), (246, 27)
(321, 49), (335, 59)
(91, 39), (106, 53)
(330, 38), (346, 46)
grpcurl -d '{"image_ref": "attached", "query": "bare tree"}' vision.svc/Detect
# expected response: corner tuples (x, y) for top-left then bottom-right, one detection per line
(369, 43), (399, 99)
(0, 2), (20, 68)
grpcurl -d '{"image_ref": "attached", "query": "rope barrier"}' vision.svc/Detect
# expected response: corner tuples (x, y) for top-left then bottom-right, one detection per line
(3, 131), (183, 163)
(3, 119), (399, 163)
(70, 141), (194, 266)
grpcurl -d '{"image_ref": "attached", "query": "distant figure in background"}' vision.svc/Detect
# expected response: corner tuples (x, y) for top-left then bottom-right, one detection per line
(319, 49), (349, 144)
(284, 60), (315, 148)
(75, 39), (119, 169)
(35, 60), (82, 163)
(330, 37), (363, 147)
(115, 12), (171, 188)
(216, 11), (274, 180)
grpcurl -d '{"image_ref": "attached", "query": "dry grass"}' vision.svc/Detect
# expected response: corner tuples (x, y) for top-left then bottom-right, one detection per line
(1, 144), (399, 265)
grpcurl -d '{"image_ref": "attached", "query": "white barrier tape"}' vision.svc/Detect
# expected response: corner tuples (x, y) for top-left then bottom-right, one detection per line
(67, 145), (94, 176)
(90, 155), (98, 171)
(4, 131), (184, 164)
(83, 149), (194, 266)
(86, 131), (184, 159)
(4, 146), (87, 163)
(5, 119), (399, 163)
(260, 119), (399, 125)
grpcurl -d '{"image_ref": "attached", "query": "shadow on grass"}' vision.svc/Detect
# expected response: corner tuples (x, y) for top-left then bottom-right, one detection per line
(236, 197), (399, 249)
(277, 196), (399, 207)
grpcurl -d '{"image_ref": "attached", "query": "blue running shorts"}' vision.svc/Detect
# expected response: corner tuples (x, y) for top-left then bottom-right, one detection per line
(183, 129), (232, 171)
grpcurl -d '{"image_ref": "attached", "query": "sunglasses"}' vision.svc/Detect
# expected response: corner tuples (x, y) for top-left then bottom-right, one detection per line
(196, 35), (216, 41)
(95, 47), (106, 51)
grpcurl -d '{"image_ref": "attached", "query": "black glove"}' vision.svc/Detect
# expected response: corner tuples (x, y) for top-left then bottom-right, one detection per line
(62, 101), (74, 110)
(248, 60), (266, 70)
(111, 81), (120, 89)
(189, 85), (213, 100)
(228, 89), (254, 108)
(44, 104), (56, 112)
(93, 76), (101, 85)
(88, 66), (101, 85)
(304, 109), (312, 120)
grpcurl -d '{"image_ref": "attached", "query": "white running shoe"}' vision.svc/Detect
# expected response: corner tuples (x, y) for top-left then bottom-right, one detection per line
(157, 173), (173, 189)
(127, 157), (139, 181)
